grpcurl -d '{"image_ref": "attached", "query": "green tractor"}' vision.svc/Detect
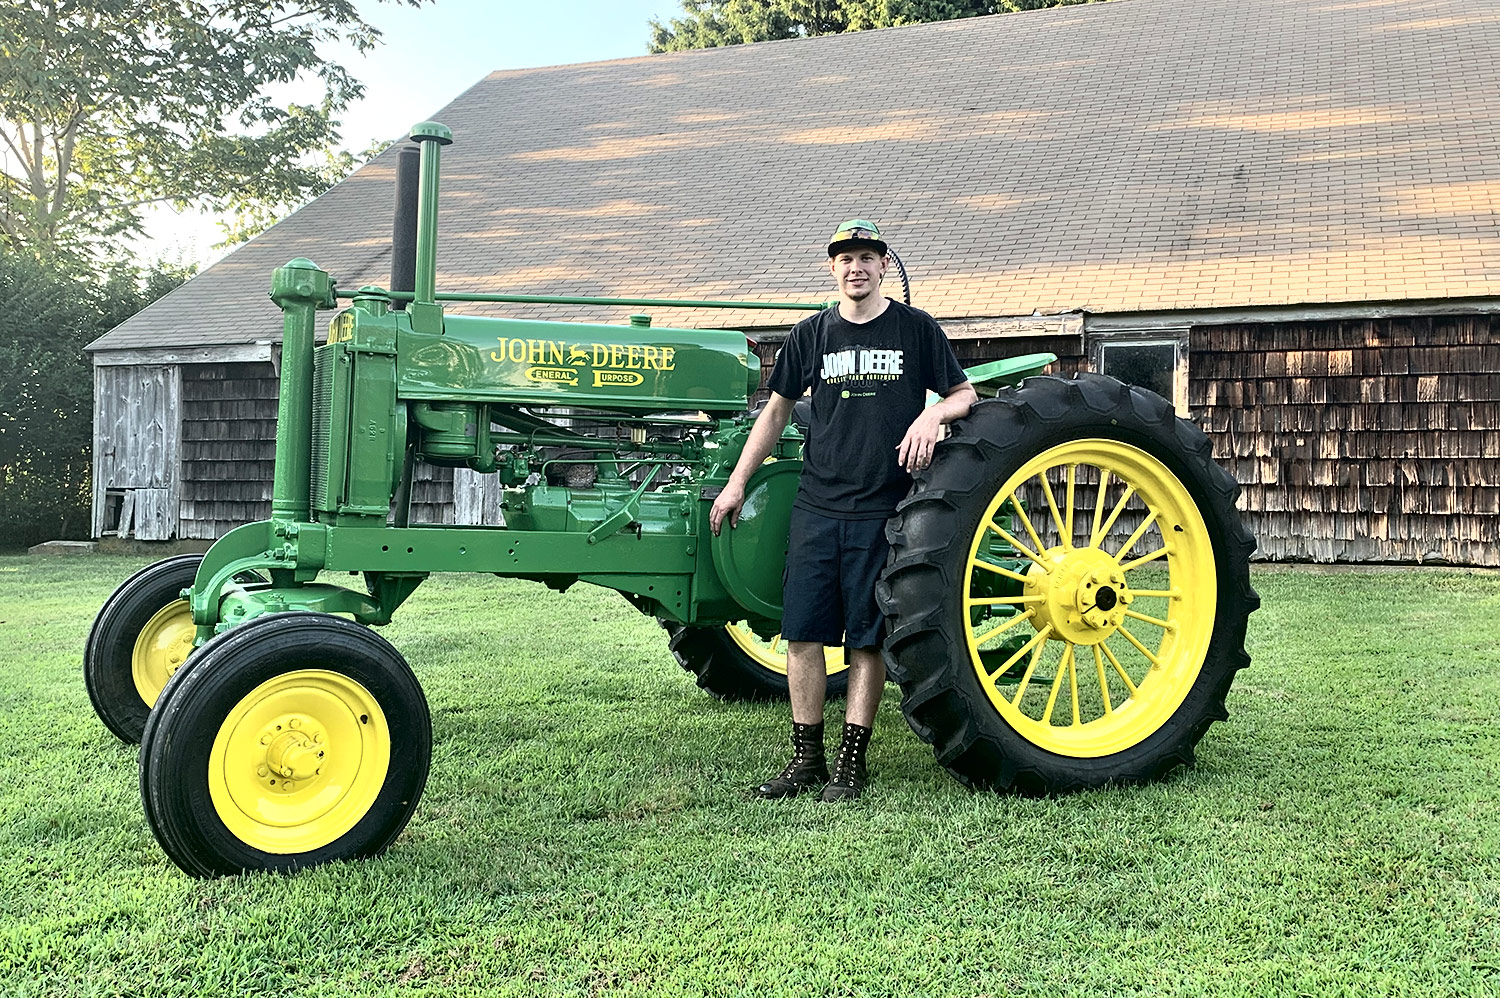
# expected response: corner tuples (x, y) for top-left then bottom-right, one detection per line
(84, 123), (1258, 876)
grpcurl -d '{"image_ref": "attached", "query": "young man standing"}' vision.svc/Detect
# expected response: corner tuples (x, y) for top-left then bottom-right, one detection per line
(709, 220), (977, 801)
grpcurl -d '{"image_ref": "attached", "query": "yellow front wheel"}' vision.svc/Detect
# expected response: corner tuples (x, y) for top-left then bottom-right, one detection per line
(880, 374), (1258, 792)
(85, 555), (214, 743)
(660, 621), (851, 701)
(86, 555), (266, 744)
(140, 613), (430, 877)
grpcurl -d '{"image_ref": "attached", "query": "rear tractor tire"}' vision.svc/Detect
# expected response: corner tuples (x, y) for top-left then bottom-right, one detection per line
(84, 554), (260, 744)
(140, 613), (430, 877)
(660, 621), (851, 702)
(878, 374), (1258, 793)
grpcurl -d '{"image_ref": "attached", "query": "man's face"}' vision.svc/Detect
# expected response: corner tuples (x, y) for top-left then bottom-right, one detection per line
(829, 247), (889, 302)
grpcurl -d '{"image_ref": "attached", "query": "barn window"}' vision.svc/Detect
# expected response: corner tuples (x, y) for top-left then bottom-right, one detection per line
(1092, 330), (1188, 415)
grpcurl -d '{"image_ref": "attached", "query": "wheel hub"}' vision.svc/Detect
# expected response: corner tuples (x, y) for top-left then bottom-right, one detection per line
(256, 716), (327, 792)
(1025, 547), (1134, 646)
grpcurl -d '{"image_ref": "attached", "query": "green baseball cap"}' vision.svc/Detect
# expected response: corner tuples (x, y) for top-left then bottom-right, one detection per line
(827, 218), (888, 257)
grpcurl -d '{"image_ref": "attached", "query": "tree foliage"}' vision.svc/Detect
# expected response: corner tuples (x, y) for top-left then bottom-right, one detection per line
(0, 1), (428, 261)
(0, 255), (190, 547)
(648, 0), (1102, 52)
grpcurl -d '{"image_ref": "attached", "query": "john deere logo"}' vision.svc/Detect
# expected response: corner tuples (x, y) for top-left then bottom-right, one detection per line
(491, 336), (675, 389)
(841, 390), (850, 398)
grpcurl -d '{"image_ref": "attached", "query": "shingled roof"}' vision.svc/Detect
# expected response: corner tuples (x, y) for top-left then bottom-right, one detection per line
(90, 0), (1500, 352)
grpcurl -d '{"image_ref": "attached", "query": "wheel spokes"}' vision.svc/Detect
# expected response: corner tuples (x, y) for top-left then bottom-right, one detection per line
(1120, 546), (1169, 572)
(964, 452), (1190, 732)
(986, 518), (1046, 571)
(1100, 640), (1139, 696)
(1093, 644), (1113, 715)
(1090, 484), (1137, 549)
(1112, 508), (1159, 561)
(1035, 474), (1070, 551)
(971, 556), (1032, 585)
(1005, 626), (1053, 692)
(973, 608), (1036, 647)
(1063, 465), (1077, 548)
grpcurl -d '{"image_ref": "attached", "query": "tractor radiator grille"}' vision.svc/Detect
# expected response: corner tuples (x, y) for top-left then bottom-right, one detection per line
(310, 346), (333, 510)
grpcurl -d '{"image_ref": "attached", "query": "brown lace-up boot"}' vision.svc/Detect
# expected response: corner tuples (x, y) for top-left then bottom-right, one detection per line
(820, 722), (872, 802)
(754, 721), (828, 799)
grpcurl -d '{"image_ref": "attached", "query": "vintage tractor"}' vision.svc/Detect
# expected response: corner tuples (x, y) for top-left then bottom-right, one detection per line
(84, 123), (1257, 877)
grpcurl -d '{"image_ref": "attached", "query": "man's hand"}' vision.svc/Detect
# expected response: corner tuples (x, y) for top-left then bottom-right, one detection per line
(896, 407), (946, 473)
(709, 479), (747, 535)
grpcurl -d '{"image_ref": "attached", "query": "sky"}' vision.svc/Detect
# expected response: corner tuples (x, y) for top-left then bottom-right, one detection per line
(138, 0), (682, 266)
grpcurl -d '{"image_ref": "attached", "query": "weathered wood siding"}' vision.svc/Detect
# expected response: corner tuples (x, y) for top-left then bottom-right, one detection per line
(1192, 315), (1500, 565)
(950, 335), (1082, 376)
(92, 365), (180, 540)
(453, 467), (505, 525)
(178, 363), (279, 539)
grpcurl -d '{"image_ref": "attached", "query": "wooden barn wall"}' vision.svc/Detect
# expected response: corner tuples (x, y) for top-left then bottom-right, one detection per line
(949, 334), (1082, 375)
(92, 365), (180, 540)
(410, 462), (455, 525)
(178, 362), (279, 539)
(178, 361), (460, 536)
(1191, 315), (1499, 565)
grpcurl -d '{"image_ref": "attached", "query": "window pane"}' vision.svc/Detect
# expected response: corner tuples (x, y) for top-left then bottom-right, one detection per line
(1100, 342), (1175, 401)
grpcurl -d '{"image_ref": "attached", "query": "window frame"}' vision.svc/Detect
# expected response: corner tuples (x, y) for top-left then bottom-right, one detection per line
(1090, 328), (1190, 416)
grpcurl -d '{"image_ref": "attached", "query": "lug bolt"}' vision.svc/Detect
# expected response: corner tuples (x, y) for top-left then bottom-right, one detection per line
(257, 765), (268, 777)
(289, 718), (300, 729)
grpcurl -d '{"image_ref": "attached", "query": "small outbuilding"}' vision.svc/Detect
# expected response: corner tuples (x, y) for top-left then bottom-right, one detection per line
(86, 0), (1500, 563)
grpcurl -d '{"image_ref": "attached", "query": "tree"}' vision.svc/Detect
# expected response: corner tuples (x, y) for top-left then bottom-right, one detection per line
(0, 1), (429, 261)
(0, 254), (190, 547)
(648, 0), (1103, 52)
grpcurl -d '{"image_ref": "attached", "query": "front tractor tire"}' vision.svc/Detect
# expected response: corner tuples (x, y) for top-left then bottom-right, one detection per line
(660, 621), (850, 701)
(139, 613), (430, 877)
(878, 374), (1258, 793)
(84, 555), (266, 743)
(84, 554), (211, 743)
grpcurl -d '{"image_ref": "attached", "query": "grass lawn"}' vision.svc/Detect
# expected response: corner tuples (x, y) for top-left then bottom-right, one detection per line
(0, 555), (1497, 997)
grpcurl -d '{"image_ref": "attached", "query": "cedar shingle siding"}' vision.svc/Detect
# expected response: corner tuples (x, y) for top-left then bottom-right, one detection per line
(1194, 317), (1500, 564)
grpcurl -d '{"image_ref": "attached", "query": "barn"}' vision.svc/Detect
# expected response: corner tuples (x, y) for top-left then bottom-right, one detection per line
(85, 0), (1500, 563)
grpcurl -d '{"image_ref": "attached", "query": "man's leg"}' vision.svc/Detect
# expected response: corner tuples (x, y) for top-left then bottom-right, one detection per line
(754, 641), (830, 798)
(822, 516), (890, 802)
(786, 641), (829, 724)
(754, 509), (840, 799)
(842, 646), (885, 728)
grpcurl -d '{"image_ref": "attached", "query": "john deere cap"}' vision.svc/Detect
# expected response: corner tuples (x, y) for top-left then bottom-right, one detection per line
(827, 218), (888, 257)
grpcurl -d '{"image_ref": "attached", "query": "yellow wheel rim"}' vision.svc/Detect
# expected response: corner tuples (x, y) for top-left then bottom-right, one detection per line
(724, 623), (848, 677)
(964, 439), (1216, 758)
(208, 669), (390, 854)
(132, 599), (196, 708)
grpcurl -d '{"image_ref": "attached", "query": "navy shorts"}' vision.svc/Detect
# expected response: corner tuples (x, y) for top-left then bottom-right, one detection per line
(780, 506), (891, 650)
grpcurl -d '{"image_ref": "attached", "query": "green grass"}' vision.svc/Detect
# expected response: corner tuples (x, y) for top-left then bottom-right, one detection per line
(1, 556), (1497, 997)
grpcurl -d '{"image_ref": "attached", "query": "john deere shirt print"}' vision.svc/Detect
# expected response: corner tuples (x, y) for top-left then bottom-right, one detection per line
(767, 300), (967, 519)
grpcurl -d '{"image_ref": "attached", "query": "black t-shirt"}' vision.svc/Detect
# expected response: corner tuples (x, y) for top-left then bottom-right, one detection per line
(767, 300), (968, 519)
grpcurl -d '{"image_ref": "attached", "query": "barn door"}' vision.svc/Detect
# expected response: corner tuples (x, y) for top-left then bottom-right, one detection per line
(92, 365), (181, 540)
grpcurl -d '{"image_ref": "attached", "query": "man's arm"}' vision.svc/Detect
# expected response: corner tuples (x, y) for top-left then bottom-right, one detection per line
(709, 392), (798, 535)
(896, 381), (978, 473)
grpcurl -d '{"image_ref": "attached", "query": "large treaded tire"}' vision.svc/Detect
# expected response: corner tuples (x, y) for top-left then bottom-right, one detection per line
(877, 373), (1258, 793)
(659, 622), (851, 702)
(84, 554), (206, 743)
(140, 613), (430, 877)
